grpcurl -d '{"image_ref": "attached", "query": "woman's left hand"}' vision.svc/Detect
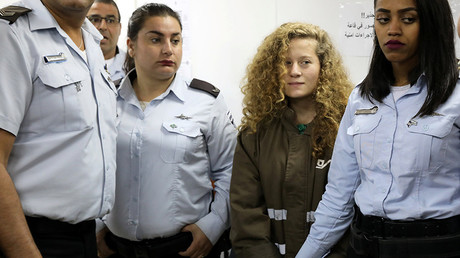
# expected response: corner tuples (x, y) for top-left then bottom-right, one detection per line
(178, 224), (213, 258)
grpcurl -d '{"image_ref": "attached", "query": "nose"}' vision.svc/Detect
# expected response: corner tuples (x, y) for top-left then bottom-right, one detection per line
(98, 19), (108, 30)
(289, 63), (301, 77)
(162, 41), (173, 55)
(387, 19), (402, 36)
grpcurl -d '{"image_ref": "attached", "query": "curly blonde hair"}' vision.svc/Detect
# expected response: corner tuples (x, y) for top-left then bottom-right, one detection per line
(240, 22), (353, 157)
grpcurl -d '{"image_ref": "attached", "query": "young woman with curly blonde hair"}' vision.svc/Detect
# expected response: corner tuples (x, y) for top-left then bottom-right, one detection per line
(230, 22), (352, 258)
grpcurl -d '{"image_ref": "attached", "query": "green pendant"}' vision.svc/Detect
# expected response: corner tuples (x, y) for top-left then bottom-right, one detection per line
(297, 124), (307, 135)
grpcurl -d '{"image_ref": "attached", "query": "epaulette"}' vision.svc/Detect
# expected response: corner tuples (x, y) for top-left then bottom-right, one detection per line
(189, 78), (220, 98)
(0, 6), (31, 24)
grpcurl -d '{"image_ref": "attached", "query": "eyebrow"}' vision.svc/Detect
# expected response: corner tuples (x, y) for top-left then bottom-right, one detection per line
(285, 55), (315, 61)
(375, 7), (417, 14)
(88, 14), (117, 18)
(146, 31), (181, 37)
(297, 55), (314, 59)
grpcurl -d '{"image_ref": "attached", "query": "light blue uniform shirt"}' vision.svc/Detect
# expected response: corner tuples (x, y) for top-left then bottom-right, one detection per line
(106, 46), (126, 83)
(105, 70), (236, 244)
(297, 75), (460, 257)
(0, 0), (117, 224)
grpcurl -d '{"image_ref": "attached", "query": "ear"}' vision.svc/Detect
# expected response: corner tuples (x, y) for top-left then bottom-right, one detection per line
(116, 22), (122, 34)
(127, 38), (134, 57)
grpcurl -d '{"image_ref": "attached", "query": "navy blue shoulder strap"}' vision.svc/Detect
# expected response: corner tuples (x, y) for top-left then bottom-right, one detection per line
(189, 78), (220, 98)
(0, 6), (31, 24)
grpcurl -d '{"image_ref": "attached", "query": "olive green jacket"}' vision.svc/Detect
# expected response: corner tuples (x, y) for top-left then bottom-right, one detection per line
(230, 109), (348, 258)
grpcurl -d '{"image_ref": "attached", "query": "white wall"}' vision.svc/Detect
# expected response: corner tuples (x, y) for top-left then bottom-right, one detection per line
(2, 0), (460, 125)
(116, 0), (375, 125)
(115, 0), (460, 125)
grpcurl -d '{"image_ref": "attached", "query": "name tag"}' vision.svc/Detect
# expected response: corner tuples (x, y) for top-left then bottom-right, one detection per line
(43, 52), (66, 63)
(355, 106), (378, 115)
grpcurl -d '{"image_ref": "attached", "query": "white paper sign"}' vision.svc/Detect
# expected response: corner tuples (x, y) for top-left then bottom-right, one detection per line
(339, 2), (375, 57)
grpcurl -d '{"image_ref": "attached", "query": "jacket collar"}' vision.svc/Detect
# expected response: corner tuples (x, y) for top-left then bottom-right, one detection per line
(281, 107), (314, 136)
(119, 69), (185, 103)
(24, 0), (102, 42)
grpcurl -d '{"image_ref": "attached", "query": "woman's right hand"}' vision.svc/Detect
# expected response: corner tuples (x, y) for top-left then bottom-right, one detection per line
(96, 227), (115, 258)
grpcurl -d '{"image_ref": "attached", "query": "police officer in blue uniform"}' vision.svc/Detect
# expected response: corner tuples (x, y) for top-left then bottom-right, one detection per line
(87, 0), (126, 87)
(0, 0), (117, 257)
(96, 3), (235, 258)
(297, 0), (460, 257)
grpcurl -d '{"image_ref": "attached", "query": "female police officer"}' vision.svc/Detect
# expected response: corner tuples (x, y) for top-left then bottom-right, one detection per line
(98, 3), (236, 258)
(297, 0), (460, 257)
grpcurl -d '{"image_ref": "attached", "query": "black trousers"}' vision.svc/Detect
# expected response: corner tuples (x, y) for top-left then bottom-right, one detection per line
(107, 230), (230, 258)
(26, 216), (97, 258)
(348, 209), (460, 258)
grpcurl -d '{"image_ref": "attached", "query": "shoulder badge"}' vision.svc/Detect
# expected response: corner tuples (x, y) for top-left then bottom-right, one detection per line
(189, 78), (220, 98)
(0, 6), (31, 24)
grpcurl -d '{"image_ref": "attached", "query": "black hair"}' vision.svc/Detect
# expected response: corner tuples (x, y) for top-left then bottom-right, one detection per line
(93, 0), (120, 21)
(361, 0), (458, 117)
(124, 3), (182, 72)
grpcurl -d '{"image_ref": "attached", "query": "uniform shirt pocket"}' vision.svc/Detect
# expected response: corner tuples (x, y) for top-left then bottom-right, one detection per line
(347, 113), (382, 168)
(160, 120), (203, 163)
(35, 62), (93, 132)
(407, 115), (455, 172)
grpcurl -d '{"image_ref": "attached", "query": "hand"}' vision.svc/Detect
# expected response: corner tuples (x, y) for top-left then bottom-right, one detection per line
(96, 227), (115, 258)
(178, 224), (213, 258)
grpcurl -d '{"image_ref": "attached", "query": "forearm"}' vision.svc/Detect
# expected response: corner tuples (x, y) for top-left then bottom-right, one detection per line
(0, 166), (41, 257)
(234, 242), (281, 258)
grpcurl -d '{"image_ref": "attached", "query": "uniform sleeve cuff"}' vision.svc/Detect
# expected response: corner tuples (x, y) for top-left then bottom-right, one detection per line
(0, 115), (19, 136)
(96, 217), (106, 233)
(195, 212), (226, 245)
(296, 239), (328, 258)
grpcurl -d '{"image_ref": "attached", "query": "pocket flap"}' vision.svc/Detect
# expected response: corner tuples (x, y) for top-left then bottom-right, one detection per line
(407, 115), (455, 138)
(162, 120), (201, 137)
(347, 113), (382, 135)
(37, 61), (84, 88)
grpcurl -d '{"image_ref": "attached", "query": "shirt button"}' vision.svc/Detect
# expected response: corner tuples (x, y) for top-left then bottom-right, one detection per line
(64, 74), (71, 81)
(423, 125), (429, 131)
(355, 126), (360, 132)
(180, 128), (185, 132)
